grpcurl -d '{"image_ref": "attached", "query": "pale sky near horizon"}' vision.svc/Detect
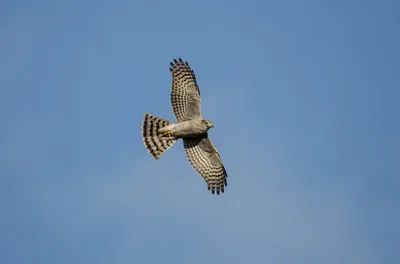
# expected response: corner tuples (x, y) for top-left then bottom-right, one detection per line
(1, 0), (399, 263)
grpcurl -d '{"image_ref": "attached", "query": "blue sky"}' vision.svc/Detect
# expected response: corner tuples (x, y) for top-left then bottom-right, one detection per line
(1, 0), (399, 263)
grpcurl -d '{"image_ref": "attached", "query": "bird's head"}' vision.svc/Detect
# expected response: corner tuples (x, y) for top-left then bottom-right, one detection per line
(203, 120), (214, 129)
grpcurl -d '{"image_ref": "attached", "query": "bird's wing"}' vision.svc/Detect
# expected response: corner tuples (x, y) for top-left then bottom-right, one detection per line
(183, 136), (227, 194)
(170, 58), (202, 122)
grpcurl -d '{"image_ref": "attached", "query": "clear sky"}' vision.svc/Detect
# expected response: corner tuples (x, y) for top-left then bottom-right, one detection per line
(1, 0), (399, 263)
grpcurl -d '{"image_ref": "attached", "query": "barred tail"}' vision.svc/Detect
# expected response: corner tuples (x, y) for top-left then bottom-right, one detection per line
(142, 113), (177, 159)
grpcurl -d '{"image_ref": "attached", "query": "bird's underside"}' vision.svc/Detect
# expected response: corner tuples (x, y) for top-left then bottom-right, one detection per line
(141, 58), (227, 195)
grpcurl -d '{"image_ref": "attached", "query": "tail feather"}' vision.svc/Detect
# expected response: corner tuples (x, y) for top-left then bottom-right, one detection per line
(142, 113), (177, 159)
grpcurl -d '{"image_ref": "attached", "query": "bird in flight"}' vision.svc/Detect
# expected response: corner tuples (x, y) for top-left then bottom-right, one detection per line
(142, 58), (228, 195)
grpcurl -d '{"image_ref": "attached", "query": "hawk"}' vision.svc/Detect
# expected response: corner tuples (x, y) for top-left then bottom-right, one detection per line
(142, 58), (228, 195)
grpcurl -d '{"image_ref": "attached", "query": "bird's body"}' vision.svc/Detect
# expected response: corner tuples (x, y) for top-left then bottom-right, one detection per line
(142, 58), (227, 195)
(159, 119), (210, 139)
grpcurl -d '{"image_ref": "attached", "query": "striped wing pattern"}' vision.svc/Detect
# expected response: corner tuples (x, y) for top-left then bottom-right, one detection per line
(183, 137), (227, 195)
(169, 58), (202, 122)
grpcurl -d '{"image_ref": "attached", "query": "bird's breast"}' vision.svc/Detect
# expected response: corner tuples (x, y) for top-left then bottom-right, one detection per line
(172, 120), (207, 139)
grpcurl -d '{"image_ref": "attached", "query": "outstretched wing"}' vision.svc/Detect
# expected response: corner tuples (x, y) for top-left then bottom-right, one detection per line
(183, 136), (228, 195)
(170, 58), (202, 122)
